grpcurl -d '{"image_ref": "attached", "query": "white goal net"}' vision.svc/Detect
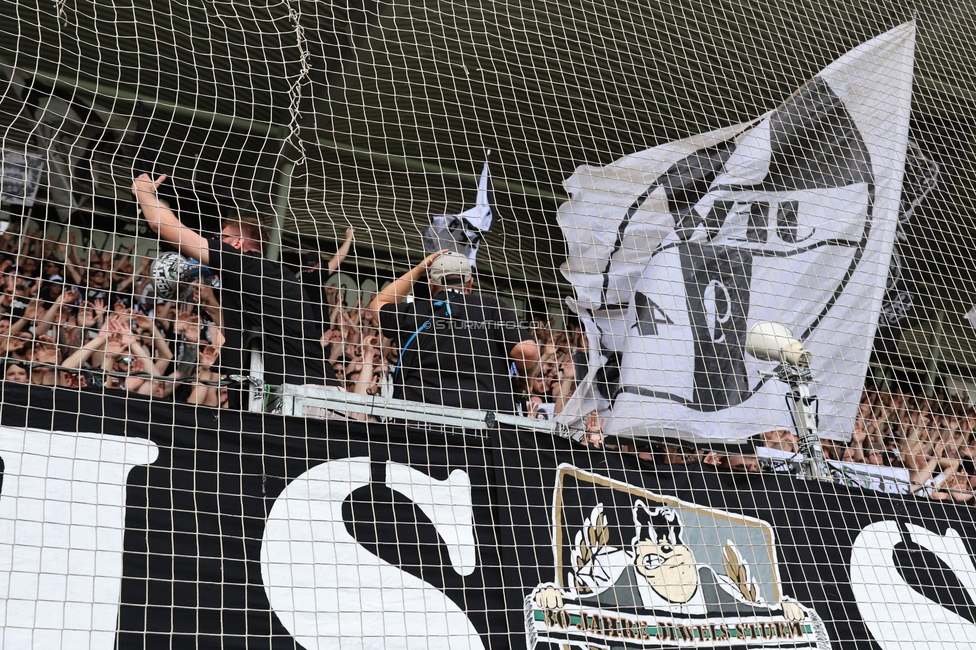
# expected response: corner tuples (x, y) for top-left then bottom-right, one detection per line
(0, 2), (974, 649)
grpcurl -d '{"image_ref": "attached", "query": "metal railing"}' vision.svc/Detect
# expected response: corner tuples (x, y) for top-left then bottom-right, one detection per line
(276, 383), (576, 438)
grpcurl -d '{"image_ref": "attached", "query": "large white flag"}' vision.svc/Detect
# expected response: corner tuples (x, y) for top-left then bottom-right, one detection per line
(557, 23), (916, 444)
(423, 155), (494, 264)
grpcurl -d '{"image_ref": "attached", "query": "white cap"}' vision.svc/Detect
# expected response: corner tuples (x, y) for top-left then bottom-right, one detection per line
(428, 252), (472, 286)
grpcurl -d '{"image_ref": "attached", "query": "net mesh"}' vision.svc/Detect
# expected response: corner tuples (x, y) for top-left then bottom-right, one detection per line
(1, 1), (976, 648)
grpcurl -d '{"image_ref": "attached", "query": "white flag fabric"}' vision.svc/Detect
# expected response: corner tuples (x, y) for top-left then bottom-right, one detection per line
(557, 23), (916, 444)
(423, 158), (494, 264)
(557, 124), (754, 311)
(966, 306), (976, 332)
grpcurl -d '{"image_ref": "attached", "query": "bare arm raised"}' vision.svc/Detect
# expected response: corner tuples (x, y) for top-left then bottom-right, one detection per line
(132, 174), (211, 265)
(327, 227), (356, 272)
(367, 249), (447, 315)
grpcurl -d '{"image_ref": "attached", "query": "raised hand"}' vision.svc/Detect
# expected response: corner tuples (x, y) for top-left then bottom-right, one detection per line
(560, 359), (576, 382)
(583, 411), (605, 449)
(420, 249), (449, 270)
(104, 338), (128, 357)
(361, 309), (378, 329)
(98, 315), (117, 339)
(7, 333), (30, 354)
(199, 345), (218, 371)
(178, 312), (201, 343)
(585, 411), (605, 432)
(134, 312), (154, 332)
(105, 313), (130, 336)
(131, 173), (167, 202)
(128, 357), (147, 374)
(22, 297), (41, 321)
(33, 336), (59, 365)
(60, 287), (81, 305)
(193, 282), (219, 307)
(361, 335), (381, 364)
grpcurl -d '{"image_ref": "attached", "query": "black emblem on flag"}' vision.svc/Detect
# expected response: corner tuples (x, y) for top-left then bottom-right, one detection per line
(680, 244), (754, 411)
(618, 75), (876, 412)
(633, 292), (674, 337)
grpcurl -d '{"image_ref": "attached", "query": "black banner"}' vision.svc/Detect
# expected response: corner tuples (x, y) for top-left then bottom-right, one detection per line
(0, 383), (974, 649)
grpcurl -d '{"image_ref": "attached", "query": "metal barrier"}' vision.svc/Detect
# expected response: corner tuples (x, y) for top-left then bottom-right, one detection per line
(277, 383), (575, 439)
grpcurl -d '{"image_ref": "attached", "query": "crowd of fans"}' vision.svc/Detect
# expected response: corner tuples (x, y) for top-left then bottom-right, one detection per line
(0, 222), (229, 404)
(0, 221), (580, 415)
(642, 384), (976, 504)
(518, 320), (586, 419)
(3, 219), (976, 502)
(831, 385), (976, 503)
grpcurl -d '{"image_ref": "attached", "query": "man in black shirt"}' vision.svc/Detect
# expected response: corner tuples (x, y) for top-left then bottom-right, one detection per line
(370, 251), (540, 413)
(132, 173), (335, 388)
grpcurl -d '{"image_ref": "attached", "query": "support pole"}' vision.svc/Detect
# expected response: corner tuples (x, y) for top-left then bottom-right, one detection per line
(265, 161), (295, 263)
(778, 364), (831, 481)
